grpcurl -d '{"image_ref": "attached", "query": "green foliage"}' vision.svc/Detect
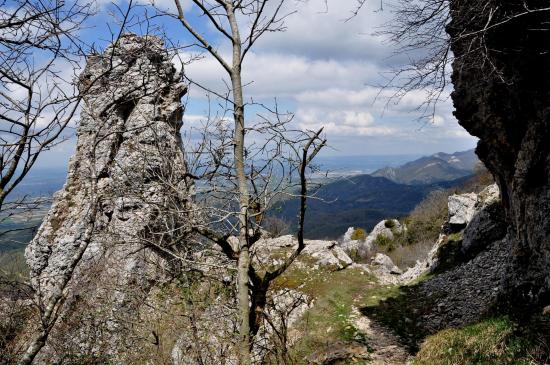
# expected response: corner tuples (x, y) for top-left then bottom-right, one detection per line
(347, 247), (361, 262)
(371, 189), (450, 269)
(374, 234), (396, 251)
(413, 317), (536, 365)
(384, 219), (396, 229)
(394, 189), (449, 248)
(351, 228), (367, 240)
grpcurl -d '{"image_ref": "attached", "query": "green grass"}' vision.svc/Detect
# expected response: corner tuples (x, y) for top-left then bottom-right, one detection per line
(374, 234), (396, 251)
(274, 266), (379, 362)
(413, 317), (537, 365)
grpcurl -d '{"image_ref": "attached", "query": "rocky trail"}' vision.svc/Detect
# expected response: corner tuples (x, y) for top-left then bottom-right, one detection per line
(351, 306), (412, 365)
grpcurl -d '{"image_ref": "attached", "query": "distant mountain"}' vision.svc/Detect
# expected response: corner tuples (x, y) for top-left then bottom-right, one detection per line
(371, 149), (478, 185)
(273, 174), (468, 240)
(314, 154), (421, 176)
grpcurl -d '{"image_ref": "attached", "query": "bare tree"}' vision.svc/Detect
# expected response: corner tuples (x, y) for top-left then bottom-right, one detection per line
(150, 1), (326, 362)
(0, 0), (95, 230)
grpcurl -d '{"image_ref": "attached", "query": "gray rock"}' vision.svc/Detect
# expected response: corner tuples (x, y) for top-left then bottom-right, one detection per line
(461, 201), (506, 257)
(371, 253), (402, 275)
(343, 227), (356, 242)
(448, 192), (478, 226)
(370, 219), (403, 241)
(24, 34), (192, 362)
(254, 235), (353, 270)
(400, 184), (502, 284)
(354, 219), (405, 259)
(477, 183), (500, 206)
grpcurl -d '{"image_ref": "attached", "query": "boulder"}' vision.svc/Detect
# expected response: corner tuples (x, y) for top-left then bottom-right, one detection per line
(254, 235), (353, 271)
(371, 253), (402, 275)
(354, 219), (406, 259)
(448, 192), (477, 227)
(370, 219), (403, 241)
(343, 227), (356, 242)
(340, 227), (361, 255)
(477, 183), (500, 206)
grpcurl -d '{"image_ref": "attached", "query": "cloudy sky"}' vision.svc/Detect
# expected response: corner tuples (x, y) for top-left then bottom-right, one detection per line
(41, 0), (477, 168)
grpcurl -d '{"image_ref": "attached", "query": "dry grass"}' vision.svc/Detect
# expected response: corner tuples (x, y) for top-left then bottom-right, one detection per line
(385, 240), (435, 269)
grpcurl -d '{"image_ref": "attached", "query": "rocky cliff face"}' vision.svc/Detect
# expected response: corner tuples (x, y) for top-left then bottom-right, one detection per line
(447, 0), (550, 305)
(24, 34), (192, 362)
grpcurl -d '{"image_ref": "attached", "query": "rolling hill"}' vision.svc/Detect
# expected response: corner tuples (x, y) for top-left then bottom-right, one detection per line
(273, 174), (470, 239)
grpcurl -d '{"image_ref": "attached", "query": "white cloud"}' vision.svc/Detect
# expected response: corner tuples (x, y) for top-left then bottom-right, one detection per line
(431, 115), (445, 126)
(158, 0), (477, 155)
(296, 108), (394, 136)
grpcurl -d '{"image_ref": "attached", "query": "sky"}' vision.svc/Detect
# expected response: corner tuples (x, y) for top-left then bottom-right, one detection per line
(38, 0), (478, 168)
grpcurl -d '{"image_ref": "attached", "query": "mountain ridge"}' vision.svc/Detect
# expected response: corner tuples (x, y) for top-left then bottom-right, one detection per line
(371, 149), (478, 185)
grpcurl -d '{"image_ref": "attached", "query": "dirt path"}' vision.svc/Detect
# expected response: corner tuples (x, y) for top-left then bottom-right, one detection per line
(351, 306), (412, 365)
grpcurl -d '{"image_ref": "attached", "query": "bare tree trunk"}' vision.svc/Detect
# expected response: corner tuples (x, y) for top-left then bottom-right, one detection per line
(226, 4), (252, 363)
(169, 2), (322, 362)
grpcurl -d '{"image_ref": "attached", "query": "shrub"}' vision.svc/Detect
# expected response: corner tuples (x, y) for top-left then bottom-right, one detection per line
(350, 228), (367, 241)
(374, 234), (395, 251)
(384, 219), (396, 229)
(404, 189), (449, 246)
(386, 240), (435, 269)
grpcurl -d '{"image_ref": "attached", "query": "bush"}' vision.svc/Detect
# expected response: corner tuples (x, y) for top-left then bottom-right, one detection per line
(350, 228), (367, 241)
(368, 190), (449, 268)
(384, 219), (396, 229)
(386, 240), (435, 269)
(374, 234), (395, 251)
(263, 216), (290, 237)
(404, 189), (449, 246)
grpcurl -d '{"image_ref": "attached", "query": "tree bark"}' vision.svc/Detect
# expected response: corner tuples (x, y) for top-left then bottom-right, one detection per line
(227, 4), (252, 364)
(447, 0), (550, 305)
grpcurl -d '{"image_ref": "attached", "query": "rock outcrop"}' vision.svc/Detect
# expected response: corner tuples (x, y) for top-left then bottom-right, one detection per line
(461, 199), (506, 258)
(254, 235), (353, 271)
(371, 253), (402, 275)
(400, 184), (503, 283)
(448, 0), (550, 303)
(448, 192), (477, 227)
(364, 184), (514, 348)
(24, 34), (192, 362)
(341, 219), (403, 259)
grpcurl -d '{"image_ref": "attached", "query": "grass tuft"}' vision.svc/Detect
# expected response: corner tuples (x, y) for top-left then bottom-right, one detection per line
(413, 317), (536, 365)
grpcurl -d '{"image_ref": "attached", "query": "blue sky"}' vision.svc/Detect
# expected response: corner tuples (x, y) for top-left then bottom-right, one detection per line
(38, 0), (477, 168)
